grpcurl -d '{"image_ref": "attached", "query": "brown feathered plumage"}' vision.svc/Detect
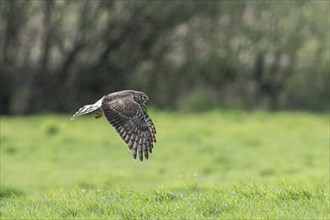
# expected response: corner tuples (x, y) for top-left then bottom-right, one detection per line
(71, 90), (156, 161)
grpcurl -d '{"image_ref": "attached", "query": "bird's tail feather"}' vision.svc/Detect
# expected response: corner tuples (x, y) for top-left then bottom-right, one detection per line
(71, 97), (103, 120)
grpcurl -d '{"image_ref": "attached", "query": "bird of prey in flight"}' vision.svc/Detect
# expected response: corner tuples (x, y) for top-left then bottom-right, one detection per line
(71, 90), (156, 161)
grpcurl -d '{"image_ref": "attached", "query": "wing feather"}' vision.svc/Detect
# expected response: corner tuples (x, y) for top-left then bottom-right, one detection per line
(101, 95), (156, 161)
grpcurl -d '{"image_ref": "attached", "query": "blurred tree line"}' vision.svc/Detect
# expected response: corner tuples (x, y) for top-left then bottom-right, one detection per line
(1, 0), (329, 114)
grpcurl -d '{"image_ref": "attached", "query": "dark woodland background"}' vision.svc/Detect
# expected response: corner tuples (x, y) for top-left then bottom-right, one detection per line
(1, 0), (329, 114)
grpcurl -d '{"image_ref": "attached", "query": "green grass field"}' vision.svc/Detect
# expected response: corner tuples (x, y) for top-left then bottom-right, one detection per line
(1, 110), (329, 219)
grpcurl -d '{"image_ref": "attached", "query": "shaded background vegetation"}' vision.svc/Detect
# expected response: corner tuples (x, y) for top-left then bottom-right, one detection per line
(1, 0), (329, 114)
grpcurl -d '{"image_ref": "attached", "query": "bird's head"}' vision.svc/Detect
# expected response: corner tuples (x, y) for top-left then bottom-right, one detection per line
(133, 91), (149, 104)
(141, 93), (149, 103)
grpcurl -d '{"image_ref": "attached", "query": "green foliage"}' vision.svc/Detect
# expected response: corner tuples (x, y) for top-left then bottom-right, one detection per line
(178, 88), (219, 112)
(0, 187), (24, 198)
(1, 111), (329, 218)
(1, 184), (328, 219)
(1, 1), (329, 114)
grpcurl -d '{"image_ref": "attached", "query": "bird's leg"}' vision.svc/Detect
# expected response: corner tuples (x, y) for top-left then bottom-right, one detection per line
(94, 111), (103, 119)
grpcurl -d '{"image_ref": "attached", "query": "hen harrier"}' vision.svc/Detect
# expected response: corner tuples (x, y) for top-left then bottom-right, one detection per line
(71, 90), (156, 161)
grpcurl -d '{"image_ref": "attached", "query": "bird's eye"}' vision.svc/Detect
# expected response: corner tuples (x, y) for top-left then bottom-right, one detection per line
(141, 94), (148, 102)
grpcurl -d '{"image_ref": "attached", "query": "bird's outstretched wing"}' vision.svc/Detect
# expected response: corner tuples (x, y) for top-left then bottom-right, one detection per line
(101, 95), (156, 161)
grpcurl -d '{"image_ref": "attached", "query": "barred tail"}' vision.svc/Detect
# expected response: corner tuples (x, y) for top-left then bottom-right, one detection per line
(70, 97), (103, 120)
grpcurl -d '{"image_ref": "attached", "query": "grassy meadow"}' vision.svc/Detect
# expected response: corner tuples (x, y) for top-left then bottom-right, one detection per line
(1, 110), (329, 219)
